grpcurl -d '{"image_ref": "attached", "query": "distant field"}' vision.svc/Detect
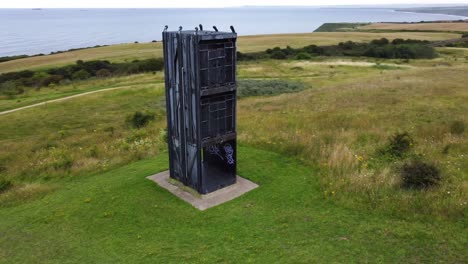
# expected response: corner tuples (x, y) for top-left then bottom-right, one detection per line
(0, 31), (460, 73)
(360, 22), (468, 32)
(238, 32), (460, 50)
(0, 42), (164, 74)
(313, 23), (370, 32)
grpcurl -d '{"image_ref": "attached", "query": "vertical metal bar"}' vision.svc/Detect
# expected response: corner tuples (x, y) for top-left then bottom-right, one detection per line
(194, 32), (203, 193)
(162, 31), (175, 179)
(177, 31), (188, 185)
(233, 36), (237, 176)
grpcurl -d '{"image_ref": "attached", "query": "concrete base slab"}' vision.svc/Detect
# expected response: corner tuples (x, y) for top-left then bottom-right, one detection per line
(147, 170), (258, 211)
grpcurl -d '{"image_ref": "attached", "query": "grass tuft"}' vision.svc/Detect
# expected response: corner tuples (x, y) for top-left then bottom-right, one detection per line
(238, 79), (306, 98)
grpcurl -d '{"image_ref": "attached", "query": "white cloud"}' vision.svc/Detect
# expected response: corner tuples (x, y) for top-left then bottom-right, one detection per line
(2, 0), (468, 8)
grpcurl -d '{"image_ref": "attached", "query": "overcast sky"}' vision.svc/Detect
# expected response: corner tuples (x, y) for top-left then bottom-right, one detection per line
(1, 0), (468, 8)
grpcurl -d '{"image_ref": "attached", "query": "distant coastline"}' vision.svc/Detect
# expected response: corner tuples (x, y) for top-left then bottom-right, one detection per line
(397, 6), (468, 17)
(1, 7), (467, 57)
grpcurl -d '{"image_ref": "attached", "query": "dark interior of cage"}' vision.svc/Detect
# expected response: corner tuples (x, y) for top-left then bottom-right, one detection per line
(200, 92), (235, 141)
(201, 139), (236, 193)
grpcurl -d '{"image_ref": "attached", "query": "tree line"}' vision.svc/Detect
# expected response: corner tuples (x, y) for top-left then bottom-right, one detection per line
(237, 38), (437, 61)
(0, 58), (163, 97)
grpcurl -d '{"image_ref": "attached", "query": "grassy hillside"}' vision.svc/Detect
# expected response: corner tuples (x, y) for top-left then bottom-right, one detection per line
(0, 73), (164, 112)
(0, 32), (467, 262)
(1, 147), (466, 263)
(314, 23), (370, 32)
(360, 22), (468, 32)
(239, 64), (468, 220)
(1, 59), (466, 217)
(0, 32), (460, 74)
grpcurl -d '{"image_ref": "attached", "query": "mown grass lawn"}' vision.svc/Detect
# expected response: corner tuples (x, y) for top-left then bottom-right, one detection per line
(0, 146), (466, 263)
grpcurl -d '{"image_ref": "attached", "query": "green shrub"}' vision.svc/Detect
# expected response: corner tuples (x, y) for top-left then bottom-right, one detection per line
(449, 121), (465, 135)
(72, 69), (91, 80)
(0, 179), (12, 193)
(0, 54), (29, 63)
(136, 58), (164, 72)
(0, 58), (164, 92)
(376, 132), (413, 162)
(371, 38), (390, 46)
(237, 51), (261, 61)
(52, 153), (74, 170)
(96, 69), (112, 78)
(0, 70), (34, 84)
(127, 111), (155, 129)
(384, 132), (413, 158)
(391, 38), (405, 45)
(158, 128), (168, 143)
(0, 81), (24, 97)
(41, 74), (64, 87)
(237, 38), (437, 62)
(400, 160), (441, 189)
(302, 44), (324, 54)
(271, 50), (287, 60)
(296, 52), (312, 60)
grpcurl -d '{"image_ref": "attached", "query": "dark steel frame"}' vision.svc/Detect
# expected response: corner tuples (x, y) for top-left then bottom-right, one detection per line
(162, 28), (237, 194)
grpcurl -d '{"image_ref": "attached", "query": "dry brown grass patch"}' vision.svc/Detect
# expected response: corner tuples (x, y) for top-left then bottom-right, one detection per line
(360, 22), (468, 32)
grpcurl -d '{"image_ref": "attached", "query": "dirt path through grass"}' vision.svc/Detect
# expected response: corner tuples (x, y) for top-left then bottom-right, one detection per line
(288, 60), (414, 67)
(0, 86), (131, 116)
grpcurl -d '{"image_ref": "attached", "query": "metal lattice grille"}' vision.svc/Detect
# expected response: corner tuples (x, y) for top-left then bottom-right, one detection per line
(199, 40), (235, 90)
(200, 93), (235, 140)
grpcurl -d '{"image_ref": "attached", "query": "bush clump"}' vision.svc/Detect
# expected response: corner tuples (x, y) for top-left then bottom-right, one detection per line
(158, 128), (168, 143)
(0, 179), (12, 193)
(449, 120), (465, 135)
(296, 52), (312, 60)
(72, 69), (91, 80)
(270, 50), (287, 60)
(382, 132), (413, 158)
(0, 81), (24, 97)
(0, 58), (164, 96)
(127, 111), (155, 129)
(400, 160), (441, 189)
(96, 68), (112, 78)
(238, 38), (437, 62)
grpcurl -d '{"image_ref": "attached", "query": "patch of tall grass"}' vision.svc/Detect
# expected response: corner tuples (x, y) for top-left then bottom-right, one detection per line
(238, 66), (467, 220)
(237, 79), (306, 98)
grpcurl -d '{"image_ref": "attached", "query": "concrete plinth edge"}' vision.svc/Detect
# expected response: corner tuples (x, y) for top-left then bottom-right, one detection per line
(146, 170), (259, 211)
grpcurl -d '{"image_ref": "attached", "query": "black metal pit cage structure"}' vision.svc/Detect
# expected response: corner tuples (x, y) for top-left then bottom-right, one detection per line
(162, 25), (237, 194)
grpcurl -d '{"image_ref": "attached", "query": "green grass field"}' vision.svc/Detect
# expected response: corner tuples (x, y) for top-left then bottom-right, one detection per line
(0, 31), (467, 263)
(0, 31), (460, 74)
(1, 147), (466, 263)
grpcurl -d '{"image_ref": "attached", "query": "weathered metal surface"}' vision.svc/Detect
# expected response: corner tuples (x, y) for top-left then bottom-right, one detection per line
(163, 26), (237, 194)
